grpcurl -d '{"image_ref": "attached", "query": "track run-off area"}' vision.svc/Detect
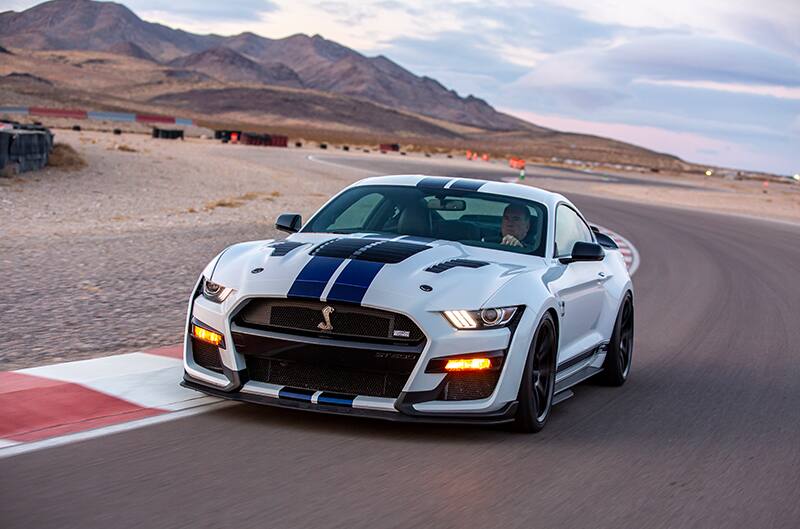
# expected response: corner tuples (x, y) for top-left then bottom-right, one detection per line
(2, 152), (799, 528)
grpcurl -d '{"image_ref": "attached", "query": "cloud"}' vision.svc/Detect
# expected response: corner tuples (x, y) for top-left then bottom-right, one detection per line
(504, 109), (799, 174)
(608, 36), (800, 86)
(6, 0), (799, 173)
(129, 0), (276, 22)
(552, 0), (800, 57)
(635, 80), (800, 100)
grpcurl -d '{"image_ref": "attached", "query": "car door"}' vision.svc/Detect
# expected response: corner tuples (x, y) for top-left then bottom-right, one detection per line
(549, 204), (608, 365)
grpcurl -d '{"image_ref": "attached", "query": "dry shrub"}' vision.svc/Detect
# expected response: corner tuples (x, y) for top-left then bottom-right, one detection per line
(203, 191), (272, 211)
(204, 198), (244, 210)
(116, 144), (137, 152)
(48, 143), (86, 170)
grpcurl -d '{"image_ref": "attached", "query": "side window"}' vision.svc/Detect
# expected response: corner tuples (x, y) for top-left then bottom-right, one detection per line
(325, 192), (383, 231)
(554, 205), (593, 257)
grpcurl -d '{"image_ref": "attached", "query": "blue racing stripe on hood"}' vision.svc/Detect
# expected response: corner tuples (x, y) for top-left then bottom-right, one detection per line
(325, 259), (385, 304)
(287, 256), (344, 299)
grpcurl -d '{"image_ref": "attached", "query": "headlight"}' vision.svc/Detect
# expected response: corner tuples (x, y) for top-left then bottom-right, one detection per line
(202, 277), (235, 303)
(442, 306), (518, 330)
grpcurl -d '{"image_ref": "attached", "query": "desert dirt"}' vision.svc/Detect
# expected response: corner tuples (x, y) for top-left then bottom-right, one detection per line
(1, 129), (798, 370)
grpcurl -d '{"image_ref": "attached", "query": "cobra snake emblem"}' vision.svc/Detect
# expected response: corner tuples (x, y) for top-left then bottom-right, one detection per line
(317, 305), (334, 331)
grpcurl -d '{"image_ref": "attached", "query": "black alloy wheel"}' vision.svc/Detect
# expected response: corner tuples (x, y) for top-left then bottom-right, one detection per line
(599, 293), (634, 386)
(514, 313), (557, 433)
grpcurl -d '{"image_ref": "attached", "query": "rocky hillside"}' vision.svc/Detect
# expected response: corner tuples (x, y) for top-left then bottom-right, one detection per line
(0, 0), (539, 130)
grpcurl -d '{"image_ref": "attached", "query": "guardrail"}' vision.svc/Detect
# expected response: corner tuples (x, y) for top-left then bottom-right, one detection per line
(0, 106), (194, 126)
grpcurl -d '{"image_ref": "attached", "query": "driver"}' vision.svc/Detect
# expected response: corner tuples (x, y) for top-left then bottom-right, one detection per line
(501, 204), (531, 247)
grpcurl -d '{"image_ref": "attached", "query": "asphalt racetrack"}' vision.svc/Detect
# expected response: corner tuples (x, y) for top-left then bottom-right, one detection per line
(3, 155), (800, 529)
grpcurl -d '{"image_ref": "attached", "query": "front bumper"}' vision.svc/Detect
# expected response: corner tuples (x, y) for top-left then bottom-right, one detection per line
(184, 291), (537, 422)
(181, 374), (518, 424)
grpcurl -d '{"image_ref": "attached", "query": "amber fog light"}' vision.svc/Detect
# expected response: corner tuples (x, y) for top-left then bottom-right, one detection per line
(445, 357), (492, 371)
(426, 352), (504, 373)
(192, 323), (224, 347)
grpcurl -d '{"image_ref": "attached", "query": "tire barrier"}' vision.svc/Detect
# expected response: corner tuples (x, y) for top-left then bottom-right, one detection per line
(215, 130), (288, 147)
(214, 130), (241, 141)
(0, 124), (54, 175)
(319, 143), (328, 149)
(0, 106), (193, 126)
(152, 127), (184, 140)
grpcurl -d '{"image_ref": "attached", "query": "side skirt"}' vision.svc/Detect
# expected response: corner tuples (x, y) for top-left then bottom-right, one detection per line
(554, 365), (603, 396)
(553, 343), (607, 405)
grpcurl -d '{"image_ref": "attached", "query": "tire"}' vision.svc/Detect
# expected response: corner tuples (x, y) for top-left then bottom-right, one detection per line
(513, 312), (558, 433)
(598, 293), (634, 386)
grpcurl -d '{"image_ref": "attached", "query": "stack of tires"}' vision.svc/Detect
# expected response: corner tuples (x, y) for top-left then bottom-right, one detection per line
(152, 128), (184, 140)
(0, 123), (54, 175)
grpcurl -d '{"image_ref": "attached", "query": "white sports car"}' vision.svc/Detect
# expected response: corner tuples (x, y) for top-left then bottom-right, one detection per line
(182, 175), (633, 432)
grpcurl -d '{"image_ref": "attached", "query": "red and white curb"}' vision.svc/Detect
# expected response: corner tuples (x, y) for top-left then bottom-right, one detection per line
(1, 235), (639, 457)
(594, 225), (640, 275)
(0, 346), (229, 458)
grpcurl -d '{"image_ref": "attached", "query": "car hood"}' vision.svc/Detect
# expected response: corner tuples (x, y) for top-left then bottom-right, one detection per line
(209, 233), (548, 311)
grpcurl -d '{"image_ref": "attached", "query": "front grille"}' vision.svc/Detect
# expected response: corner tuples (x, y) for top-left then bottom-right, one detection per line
(246, 356), (408, 398)
(235, 299), (424, 345)
(233, 333), (419, 398)
(443, 371), (500, 400)
(191, 338), (223, 373)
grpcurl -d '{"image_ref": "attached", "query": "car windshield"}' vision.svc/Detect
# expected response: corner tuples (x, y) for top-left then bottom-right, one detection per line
(302, 184), (548, 256)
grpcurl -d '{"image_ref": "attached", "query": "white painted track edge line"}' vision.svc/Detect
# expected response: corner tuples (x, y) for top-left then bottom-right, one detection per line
(0, 401), (236, 459)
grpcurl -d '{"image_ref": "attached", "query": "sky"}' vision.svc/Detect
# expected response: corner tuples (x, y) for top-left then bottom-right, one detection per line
(6, 0), (799, 174)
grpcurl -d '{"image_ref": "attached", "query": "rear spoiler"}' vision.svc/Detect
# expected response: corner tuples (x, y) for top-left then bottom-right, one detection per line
(590, 225), (619, 249)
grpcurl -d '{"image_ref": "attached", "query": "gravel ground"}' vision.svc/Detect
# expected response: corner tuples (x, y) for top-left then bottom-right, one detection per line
(2, 129), (797, 369)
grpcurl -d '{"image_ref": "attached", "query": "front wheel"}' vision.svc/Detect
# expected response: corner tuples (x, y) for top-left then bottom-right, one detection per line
(513, 313), (557, 433)
(598, 293), (634, 386)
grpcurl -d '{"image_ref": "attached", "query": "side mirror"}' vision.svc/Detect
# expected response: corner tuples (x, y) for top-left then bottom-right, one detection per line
(275, 213), (302, 233)
(560, 241), (605, 264)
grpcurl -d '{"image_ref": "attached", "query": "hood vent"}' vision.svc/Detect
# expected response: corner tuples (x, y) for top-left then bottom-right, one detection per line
(268, 240), (307, 256)
(310, 238), (376, 258)
(426, 259), (489, 273)
(356, 240), (431, 264)
(310, 238), (431, 264)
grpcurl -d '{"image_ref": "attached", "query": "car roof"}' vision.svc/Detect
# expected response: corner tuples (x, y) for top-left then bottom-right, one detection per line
(349, 174), (569, 209)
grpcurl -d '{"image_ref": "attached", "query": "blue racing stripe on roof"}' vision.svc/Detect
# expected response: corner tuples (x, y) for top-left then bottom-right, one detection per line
(416, 176), (452, 189)
(448, 178), (488, 191)
(317, 392), (356, 407)
(287, 256), (344, 300)
(325, 259), (385, 304)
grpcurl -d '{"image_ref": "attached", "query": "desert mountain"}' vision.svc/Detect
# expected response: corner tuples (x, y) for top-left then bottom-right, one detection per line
(0, 0), (540, 130)
(0, 0), (217, 60)
(167, 47), (303, 88)
(107, 41), (156, 62)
